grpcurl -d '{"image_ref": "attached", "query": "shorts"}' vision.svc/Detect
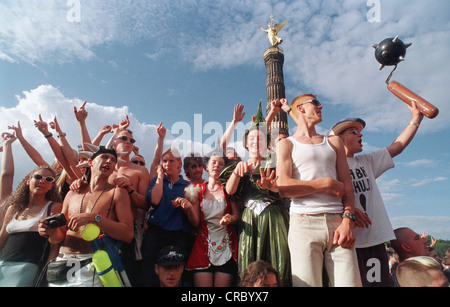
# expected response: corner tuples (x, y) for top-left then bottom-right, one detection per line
(195, 259), (237, 275)
(47, 253), (102, 287)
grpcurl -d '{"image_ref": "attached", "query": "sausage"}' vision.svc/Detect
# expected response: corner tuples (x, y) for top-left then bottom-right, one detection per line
(387, 81), (439, 119)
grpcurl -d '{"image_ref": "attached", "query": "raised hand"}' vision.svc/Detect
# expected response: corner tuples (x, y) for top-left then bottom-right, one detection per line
(112, 115), (130, 133)
(34, 114), (50, 136)
(49, 116), (63, 135)
(156, 122), (166, 138)
(233, 104), (246, 124)
(0, 132), (17, 152)
(8, 121), (23, 140)
(74, 101), (88, 123)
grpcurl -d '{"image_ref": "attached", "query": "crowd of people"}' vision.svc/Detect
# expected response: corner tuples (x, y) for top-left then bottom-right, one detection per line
(0, 96), (448, 287)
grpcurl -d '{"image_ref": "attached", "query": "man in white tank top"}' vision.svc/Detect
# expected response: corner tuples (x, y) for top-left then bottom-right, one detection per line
(276, 94), (361, 287)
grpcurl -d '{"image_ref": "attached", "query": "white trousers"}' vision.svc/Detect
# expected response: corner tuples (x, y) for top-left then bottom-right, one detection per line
(288, 213), (362, 287)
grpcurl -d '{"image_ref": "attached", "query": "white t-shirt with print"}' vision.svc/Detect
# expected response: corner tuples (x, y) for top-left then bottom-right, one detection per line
(347, 148), (395, 248)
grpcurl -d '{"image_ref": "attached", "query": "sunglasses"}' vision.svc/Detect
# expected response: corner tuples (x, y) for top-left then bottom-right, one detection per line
(116, 135), (136, 144)
(32, 174), (55, 183)
(132, 160), (145, 166)
(159, 253), (185, 262)
(299, 99), (321, 107)
(189, 163), (203, 170)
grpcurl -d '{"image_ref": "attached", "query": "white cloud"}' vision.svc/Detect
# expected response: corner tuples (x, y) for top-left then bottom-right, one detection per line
(2, 1), (449, 130)
(411, 176), (447, 187)
(390, 215), (450, 240)
(1, 1), (450, 184)
(0, 84), (227, 187)
(376, 178), (405, 206)
(360, 141), (381, 154)
(401, 159), (436, 167)
(0, 85), (161, 187)
(0, 1), (97, 64)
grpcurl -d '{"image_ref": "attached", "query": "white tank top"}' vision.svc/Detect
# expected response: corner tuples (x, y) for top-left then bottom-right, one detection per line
(288, 136), (343, 214)
(6, 201), (53, 234)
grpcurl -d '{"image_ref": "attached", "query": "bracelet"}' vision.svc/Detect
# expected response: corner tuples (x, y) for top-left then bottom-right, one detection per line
(128, 188), (135, 195)
(287, 108), (292, 115)
(57, 132), (66, 138)
(409, 122), (420, 127)
(44, 133), (53, 139)
(233, 171), (242, 178)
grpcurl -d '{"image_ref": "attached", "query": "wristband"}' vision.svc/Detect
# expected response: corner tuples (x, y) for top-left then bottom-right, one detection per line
(44, 133), (53, 139)
(409, 122), (420, 127)
(57, 132), (66, 138)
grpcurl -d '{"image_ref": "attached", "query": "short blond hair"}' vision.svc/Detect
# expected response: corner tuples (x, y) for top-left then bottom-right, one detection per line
(290, 94), (317, 120)
(162, 147), (182, 160)
(396, 256), (443, 287)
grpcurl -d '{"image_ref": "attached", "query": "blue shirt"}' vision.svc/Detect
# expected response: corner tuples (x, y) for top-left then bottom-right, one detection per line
(146, 175), (191, 232)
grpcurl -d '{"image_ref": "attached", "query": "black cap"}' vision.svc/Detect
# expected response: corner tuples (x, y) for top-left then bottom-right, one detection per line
(156, 246), (185, 266)
(91, 146), (118, 160)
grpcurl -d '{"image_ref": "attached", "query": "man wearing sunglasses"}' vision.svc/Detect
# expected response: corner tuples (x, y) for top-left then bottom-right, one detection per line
(131, 155), (146, 166)
(109, 129), (151, 286)
(110, 130), (150, 212)
(276, 94), (361, 287)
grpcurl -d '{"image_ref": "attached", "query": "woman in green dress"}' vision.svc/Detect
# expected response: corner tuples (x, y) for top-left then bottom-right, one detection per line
(221, 122), (291, 287)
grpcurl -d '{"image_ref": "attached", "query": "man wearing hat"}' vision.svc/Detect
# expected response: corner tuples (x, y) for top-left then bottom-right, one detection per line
(153, 246), (190, 287)
(330, 101), (423, 287)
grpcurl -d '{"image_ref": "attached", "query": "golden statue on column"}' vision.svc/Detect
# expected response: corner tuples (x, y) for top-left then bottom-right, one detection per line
(260, 14), (288, 46)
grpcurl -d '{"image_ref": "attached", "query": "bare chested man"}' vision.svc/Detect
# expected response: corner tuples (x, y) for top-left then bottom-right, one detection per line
(41, 147), (134, 287)
(106, 129), (151, 286)
(109, 129), (151, 213)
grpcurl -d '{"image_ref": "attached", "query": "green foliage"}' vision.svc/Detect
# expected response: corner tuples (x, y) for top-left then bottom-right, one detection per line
(427, 238), (450, 259)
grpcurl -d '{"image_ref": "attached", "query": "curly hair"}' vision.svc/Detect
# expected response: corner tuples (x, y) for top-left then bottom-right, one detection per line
(4, 166), (61, 217)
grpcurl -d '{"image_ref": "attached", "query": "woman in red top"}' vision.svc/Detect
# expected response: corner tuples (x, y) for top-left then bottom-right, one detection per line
(174, 151), (239, 287)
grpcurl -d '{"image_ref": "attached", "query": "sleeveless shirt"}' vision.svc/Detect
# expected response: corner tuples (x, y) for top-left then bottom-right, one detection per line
(288, 136), (343, 214)
(1, 201), (53, 264)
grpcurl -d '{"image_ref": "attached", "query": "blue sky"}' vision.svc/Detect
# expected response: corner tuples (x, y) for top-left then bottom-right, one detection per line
(1, 0), (449, 239)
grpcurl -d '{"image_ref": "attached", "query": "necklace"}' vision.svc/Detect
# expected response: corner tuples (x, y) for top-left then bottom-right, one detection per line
(208, 183), (221, 193)
(79, 184), (108, 213)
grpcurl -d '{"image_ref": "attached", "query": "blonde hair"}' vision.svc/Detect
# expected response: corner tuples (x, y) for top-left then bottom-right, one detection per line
(396, 256), (444, 287)
(162, 147), (182, 160)
(290, 94), (317, 120)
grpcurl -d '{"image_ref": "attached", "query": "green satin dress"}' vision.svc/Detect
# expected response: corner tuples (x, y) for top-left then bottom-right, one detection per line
(220, 159), (292, 287)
